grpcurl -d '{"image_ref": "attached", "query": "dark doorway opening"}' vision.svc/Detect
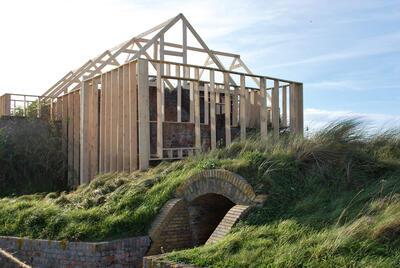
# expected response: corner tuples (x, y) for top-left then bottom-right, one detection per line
(188, 193), (235, 246)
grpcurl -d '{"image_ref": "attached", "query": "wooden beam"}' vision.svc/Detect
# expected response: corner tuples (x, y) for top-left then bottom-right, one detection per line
(176, 65), (182, 122)
(136, 38), (240, 58)
(99, 74), (106, 173)
(260, 78), (268, 138)
(189, 81), (194, 123)
(210, 70), (216, 150)
(204, 83), (209, 125)
(67, 93), (74, 186)
(110, 69), (118, 171)
(194, 68), (201, 148)
(136, 15), (181, 60)
(240, 75), (246, 141)
(61, 95), (68, 180)
(137, 59), (150, 170)
(156, 62), (164, 158)
(291, 83), (304, 135)
(105, 72), (111, 172)
(289, 83), (303, 135)
(164, 50), (183, 57)
(224, 72), (231, 146)
(182, 22), (187, 64)
(232, 88), (238, 127)
(122, 64), (130, 172)
(73, 91), (80, 184)
(117, 67), (124, 170)
(272, 80), (280, 137)
(282, 85), (287, 127)
(129, 62), (138, 171)
(181, 15), (237, 86)
(80, 80), (90, 184)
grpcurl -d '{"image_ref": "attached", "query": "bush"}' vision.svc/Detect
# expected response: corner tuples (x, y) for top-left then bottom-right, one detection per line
(0, 117), (67, 196)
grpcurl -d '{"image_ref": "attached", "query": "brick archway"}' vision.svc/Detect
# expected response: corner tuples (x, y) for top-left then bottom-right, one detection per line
(147, 169), (262, 255)
(176, 169), (257, 205)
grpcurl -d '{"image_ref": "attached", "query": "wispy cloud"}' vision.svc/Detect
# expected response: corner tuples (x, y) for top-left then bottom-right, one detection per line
(305, 108), (400, 132)
(268, 32), (400, 69)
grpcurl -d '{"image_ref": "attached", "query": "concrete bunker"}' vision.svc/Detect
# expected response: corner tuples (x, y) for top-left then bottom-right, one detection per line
(147, 169), (264, 255)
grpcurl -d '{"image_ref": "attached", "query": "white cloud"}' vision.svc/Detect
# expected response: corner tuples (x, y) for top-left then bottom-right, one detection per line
(306, 80), (362, 91)
(0, 0), (285, 95)
(305, 108), (400, 132)
(268, 32), (400, 69)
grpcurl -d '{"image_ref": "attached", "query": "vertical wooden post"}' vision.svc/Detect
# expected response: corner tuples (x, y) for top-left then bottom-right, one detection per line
(272, 80), (280, 137)
(189, 80), (194, 123)
(204, 83), (209, 125)
(194, 68), (201, 149)
(176, 65), (182, 122)
(122, 64), (130, 172)
(260, 77), (268, 138)
(160, 35), (165, 63)
(61, 94), (68, 179)
(110, 69), (118, 171)
(289, 83), (295, 133)
(239, 75), (246, 141)
(156, 62), (164, 158)
(23, 95), (27, 117)
(4, 94), (11, 116)
(182, 23), (187, 65)
(210, 70), (216, 150)
(80, 80), (90, 184)
(224, 72), (231, 146)
(105, 72), (111, 172)
(91, 79), (99, 178)
(296, 83), (304, 135)
(129, 62), (138, 171)
(99, 74), (106, 173)
(0, 95), (3, 116)
(67, 93), (74, 185)
(117, 67), (124, 170)
(73, 91), (81, 184)
(137, 59), (150, 170)
(0, 96), (3, 116)
(37, 98), (41, 118)
(232, 88), (238, 127)
(282, 85), (287, 127)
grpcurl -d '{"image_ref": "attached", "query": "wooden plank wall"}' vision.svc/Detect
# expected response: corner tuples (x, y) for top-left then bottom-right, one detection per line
(52, 59), (303, 185)
(89, 61), (139, 181)
(53, 91), (81, 188)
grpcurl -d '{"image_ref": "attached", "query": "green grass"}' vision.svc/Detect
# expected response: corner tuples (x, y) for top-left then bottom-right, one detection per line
(0, 161), (202, 241)
(165, 120), (400, 267)
(0, 120), (399, 267)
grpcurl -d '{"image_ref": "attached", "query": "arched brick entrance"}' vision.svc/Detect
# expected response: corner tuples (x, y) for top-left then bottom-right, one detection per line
(147, 169), (264, 255)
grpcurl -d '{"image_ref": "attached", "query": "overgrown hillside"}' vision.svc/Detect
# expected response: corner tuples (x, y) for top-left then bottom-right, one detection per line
(0, 120), (399, 266)
(166, 121), (400, 267)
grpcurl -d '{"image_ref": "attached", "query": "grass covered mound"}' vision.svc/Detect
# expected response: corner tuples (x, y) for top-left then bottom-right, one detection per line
(165, 120), (400, 267)
(0, 161), (202, 241)
(0, 119), (399, 259)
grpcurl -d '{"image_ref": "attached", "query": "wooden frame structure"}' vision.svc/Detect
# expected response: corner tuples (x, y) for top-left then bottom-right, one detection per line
(0, 14), (304, 186)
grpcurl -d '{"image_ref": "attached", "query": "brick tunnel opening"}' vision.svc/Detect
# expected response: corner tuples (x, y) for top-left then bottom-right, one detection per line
(188, 193), (235, 246)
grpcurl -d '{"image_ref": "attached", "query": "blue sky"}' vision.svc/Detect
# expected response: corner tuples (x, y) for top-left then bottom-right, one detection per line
(0, 0), (399, 130)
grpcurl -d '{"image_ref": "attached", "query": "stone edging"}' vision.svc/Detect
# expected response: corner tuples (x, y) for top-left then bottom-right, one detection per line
(0, 235), (150, 267)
